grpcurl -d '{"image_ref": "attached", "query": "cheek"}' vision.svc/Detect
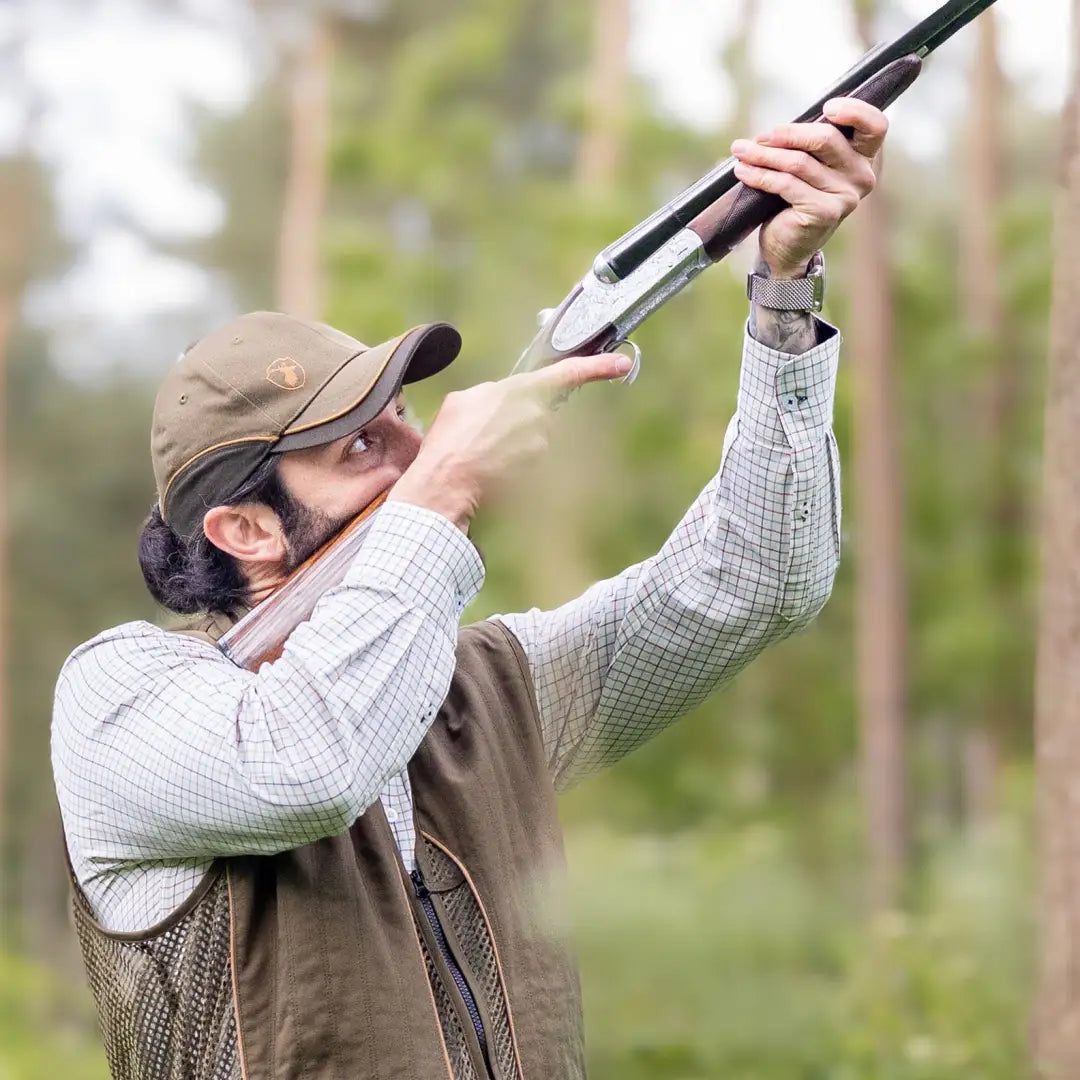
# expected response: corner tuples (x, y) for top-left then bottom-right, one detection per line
(278, 455), (387, 522)
(393, 426), (423, 469)
(317, 467), (401, 520)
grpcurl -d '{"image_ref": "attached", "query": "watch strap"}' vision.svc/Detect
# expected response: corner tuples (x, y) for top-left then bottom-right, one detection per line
(746, 251), (825, 312)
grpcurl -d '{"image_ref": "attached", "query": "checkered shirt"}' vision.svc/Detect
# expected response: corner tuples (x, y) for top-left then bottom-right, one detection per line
(52, 322), (842, 933)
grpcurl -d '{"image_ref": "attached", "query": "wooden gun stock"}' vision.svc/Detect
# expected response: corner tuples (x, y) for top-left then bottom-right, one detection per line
(219, 492), (389, 670)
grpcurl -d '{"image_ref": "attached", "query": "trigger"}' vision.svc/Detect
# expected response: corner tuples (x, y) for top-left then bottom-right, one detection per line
(611, 339), (641, 385)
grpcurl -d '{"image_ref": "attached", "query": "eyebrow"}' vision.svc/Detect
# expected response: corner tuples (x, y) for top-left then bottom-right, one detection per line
(333, 395), (408, 450)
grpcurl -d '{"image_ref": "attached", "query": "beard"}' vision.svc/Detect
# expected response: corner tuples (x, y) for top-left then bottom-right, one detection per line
(277, 492), (355, 575)
(271, 476), (486, 580)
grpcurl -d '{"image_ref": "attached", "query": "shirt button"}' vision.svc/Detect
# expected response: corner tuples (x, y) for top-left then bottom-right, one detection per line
(795, 501), (811, 522)
(782, 391), (808, 412)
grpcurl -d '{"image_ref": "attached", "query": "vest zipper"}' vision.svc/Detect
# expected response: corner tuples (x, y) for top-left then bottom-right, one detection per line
(410, 867), (491, 1069)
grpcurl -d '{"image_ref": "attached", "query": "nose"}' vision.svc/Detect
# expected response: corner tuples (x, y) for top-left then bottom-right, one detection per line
(390, 414), (423, 473)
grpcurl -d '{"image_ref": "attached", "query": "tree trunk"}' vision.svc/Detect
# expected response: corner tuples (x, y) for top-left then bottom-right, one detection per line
(851, 1), (907, 913)
(960, 7), (1010, 827)
(726, 0), (760, 141)
(960, 726), (1000, 827)
(276, 18), (334, 319)
(1034, 4), (1080, 1073)
(0, 161), (33, 935)
(576, 0), (630, 189)
(960, 12), (1004, 342)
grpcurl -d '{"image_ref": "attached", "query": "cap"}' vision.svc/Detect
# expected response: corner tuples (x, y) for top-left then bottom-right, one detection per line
(152, 311), (461, 539)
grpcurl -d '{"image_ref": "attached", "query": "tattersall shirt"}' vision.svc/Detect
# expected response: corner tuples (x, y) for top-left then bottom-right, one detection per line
(52, 323), (842, 933)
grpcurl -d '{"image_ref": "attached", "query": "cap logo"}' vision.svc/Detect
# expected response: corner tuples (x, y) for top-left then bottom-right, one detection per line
(266, 357), (306, 391)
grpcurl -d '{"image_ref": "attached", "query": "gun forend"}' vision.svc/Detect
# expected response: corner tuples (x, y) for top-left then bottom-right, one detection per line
(687, 55), (922, 264)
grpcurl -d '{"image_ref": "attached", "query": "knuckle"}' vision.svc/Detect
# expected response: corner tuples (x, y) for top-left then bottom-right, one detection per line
(767, 171), (790, 195)
(441, 389), (465, 411)
(521, 396), (547, 422)
(819, 199), (844, 225)
(808, 125), (832, 153)
(791, 151), (817, 181)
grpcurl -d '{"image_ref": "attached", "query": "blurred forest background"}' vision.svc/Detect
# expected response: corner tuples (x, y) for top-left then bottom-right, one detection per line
(0, 0), (1074, 1077)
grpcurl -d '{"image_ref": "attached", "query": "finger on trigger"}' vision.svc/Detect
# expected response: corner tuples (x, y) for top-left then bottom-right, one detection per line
(535, 352), (631, 394)
(577, 351), (634, 384)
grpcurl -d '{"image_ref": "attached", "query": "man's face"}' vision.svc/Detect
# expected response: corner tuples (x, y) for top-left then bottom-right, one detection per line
(273, 392), (422, 567)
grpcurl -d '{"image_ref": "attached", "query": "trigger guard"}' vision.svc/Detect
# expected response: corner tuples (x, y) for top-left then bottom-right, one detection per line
(611, 339), (641, 385)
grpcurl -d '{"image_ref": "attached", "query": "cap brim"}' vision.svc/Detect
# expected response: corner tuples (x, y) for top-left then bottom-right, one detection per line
(272, 322), (461, 454)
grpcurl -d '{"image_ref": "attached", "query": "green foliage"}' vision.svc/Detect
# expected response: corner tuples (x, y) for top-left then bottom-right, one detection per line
(571, 803), (1031, 1080)
(3, 0), (1059, 1074)
(0, 951), (108, 1080)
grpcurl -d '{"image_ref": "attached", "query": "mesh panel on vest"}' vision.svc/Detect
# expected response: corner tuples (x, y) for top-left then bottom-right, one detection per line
(422, 838), (520, 1080)
(71, 869), (239, 1080)
(412, 908), (481, 1080)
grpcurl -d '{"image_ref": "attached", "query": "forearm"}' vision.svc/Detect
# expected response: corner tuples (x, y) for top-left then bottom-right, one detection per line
(54, 503), (485, 862)
(500, 321), (843, 788)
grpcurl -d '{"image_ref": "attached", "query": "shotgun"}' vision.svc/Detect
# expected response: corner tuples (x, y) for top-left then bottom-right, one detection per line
(219, 0), (1001, 671)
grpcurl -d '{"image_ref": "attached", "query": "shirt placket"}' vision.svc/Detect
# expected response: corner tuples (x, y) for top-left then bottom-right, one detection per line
(381, 771), (418, 870)
(775, 362), (819, 619)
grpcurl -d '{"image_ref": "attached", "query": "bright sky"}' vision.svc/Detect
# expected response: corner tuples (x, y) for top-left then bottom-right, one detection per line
(631, 0), (1070, 144)
(7, 0), (1072, 369)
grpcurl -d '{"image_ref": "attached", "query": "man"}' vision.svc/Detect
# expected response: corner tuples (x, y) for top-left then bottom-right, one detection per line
(53, 98), (886, 1080)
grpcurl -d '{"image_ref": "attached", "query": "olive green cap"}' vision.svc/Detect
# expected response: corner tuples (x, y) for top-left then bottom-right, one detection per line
(152, 311), (461, 539)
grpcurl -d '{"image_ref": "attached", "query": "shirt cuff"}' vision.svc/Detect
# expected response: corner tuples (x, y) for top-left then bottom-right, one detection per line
(344, 500), (486, 626)
(737, 318), (842, 450)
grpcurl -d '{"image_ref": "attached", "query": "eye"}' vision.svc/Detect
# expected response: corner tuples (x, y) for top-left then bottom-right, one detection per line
(396, 402), (408, 421)
(347, 430), (373, 456)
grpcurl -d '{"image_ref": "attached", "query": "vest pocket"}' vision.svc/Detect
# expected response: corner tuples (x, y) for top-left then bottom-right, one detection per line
(410, 907), (486, 1080)
(419, 835), (523, 1080)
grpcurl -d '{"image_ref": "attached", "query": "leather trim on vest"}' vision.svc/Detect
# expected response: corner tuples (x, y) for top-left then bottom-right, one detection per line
(65, 842), (224, 942)
(489, 619), (545, 758)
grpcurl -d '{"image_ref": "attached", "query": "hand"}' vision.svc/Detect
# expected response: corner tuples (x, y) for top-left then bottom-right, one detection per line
(387, 352), (633, 531)
(731, 97), (888, 278)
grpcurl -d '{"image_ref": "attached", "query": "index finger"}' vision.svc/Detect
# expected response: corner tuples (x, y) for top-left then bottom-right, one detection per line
(516, 351), (633, 398)
(823, 97), (889, 160)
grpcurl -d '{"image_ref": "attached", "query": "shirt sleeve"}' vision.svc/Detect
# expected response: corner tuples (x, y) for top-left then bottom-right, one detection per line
(495, 321), (843, 789)
(51, 501), (485, 864)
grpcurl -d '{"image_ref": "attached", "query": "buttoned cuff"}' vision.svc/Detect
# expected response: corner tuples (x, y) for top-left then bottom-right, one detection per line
(344, 501), (486, 626)
(737, 319), (841, 450)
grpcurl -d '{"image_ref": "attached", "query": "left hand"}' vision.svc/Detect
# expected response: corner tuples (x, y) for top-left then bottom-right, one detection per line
(731, 97), (889, 279)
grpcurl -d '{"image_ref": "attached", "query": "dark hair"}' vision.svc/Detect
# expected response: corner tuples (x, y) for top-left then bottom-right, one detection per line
(138, 456), (307, 616)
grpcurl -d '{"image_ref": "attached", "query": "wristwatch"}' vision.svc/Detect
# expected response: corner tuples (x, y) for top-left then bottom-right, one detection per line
(746, 250), (826, 313)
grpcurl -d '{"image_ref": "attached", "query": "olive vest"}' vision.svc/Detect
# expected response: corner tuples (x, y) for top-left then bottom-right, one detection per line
(69, 617), (586, 1080)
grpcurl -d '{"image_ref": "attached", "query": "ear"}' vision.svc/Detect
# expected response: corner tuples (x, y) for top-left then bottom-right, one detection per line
(202, 502), (287, 566)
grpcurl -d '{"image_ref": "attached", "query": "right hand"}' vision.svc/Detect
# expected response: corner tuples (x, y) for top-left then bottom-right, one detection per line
(387, 352), (633, 531)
